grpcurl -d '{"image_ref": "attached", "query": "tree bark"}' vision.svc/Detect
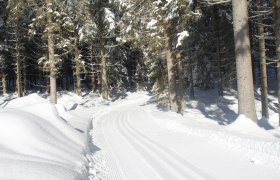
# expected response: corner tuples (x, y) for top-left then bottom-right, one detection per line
(46, 0), (57, 104)
(89, 45), (96, 92)
(74, 38), (82, 96)
(257, 0), (269, 118)
(164, 19), (179, 112)
(1, 75), (6, 96)
(100, 35), (109, 100)
(274, 0), (280, 125)
(176, 51), (187, 112)
(23, 61), (27, 96)
(232, 0), (257, 122)
(97, 1), (109, 100)
(188, 48), (195, 100)
(213, 6), (223, 97)
(15, 16), (23, 97)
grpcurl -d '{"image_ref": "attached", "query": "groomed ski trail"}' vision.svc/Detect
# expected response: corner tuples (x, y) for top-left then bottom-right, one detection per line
(89, 93), (280, 180)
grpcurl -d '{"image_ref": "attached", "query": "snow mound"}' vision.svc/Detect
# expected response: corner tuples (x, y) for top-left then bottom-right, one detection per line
(224, 115), (274, 139)
(4, 93), (47, 108)
(0, 103), (87, 180)
(18, 103), (85, 147)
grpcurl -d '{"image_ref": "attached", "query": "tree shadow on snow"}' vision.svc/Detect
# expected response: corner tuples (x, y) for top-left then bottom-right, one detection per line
(187, 89), (238, 125)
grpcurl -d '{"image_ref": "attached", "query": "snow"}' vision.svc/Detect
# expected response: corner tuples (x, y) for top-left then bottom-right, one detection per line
(225, 115), (275, 138)
(1, 88), (280, 179)
(147, 19), (158, 30)
(176, 31), (189, 48)
(0, 93), (90, 180)
(104, 8), (116, 31)
(88, 90), (280, 180)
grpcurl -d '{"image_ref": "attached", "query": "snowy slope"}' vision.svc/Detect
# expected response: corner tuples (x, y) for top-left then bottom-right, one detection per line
(1, 89), (280, 180)
(0, 93), (89, 180)
(89, 92), (280, 180)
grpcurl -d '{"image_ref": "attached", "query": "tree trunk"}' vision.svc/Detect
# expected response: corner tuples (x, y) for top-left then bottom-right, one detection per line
(46, 0), (57, 104)
(164, 19), (179, 112)
(15, 17), (23, 97)
(274, 0), (280, 125)
(257, 0), (269, 118)
(89, 45), (96, 92)
(176, 51), (186, 112)
(23, 61), (27, 96)
(189, 48), (195, 100)
(96, 0), (109, 100)
(100, 35), (109, 100)
(74, 38), (82, 96)
(2, 75), (6, 96)
(213, 6), (224, 97)
(232, 0), (257, 122)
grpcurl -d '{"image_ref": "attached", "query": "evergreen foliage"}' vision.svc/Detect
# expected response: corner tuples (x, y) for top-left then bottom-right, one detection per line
(0, 0), (279, 118)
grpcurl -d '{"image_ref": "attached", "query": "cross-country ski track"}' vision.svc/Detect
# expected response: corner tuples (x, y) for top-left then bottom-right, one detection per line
(89, 93), (280, 180)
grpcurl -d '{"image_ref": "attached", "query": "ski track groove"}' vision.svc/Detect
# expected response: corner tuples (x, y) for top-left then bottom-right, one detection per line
(101, 112), (128, 180)
(96, 101), (217, 180)
(113, 112), (163, 180)
(116, 112), (178, 179)
(119, 111), (213, 180)
(125, 111), (217, 180)
(112, 112), (142, 180)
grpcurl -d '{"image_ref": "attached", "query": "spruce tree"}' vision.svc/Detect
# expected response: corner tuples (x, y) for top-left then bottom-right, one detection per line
(232, 0), (257, 122)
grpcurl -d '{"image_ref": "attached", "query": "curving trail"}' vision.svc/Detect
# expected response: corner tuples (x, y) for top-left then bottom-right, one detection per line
(90, 93), (280, 180)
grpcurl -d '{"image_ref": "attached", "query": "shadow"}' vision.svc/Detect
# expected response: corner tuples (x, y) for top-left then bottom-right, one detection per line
(69, 103), (78, 111)
(80, 100), (89, 106)
(75, 128), (85, 133)
(82, 91), (90, 97)
(139, 95), (170, 112)
(187, 89), (238, 125)
(258, 118), (274, 130)
(254, 89), (278, 114)
(0, 94), (17, 108)
(111, 93), (128, 102)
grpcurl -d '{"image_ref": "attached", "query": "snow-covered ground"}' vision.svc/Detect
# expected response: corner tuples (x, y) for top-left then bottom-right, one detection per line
(0, 88), (280, 179)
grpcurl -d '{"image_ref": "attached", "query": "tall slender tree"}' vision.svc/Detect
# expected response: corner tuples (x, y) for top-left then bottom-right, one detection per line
(46, 0), (57, 104)
(274, 0), (280, 125)
(7, 0), (26, 97)
(232, 0), (257, 122)
(257, 0), (269, 118)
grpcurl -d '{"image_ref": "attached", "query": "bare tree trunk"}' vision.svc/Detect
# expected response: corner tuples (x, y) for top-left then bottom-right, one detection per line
(46, 0), (57, 104)
(15, 17), (23, 97)
(176, 51), (186, 112)
(23, 61), (27, 96)
(213, 6), (224, 97)
(232, 0), (257, 122)
(164, 19), (179, 112)
(89, 45), (96, 92)
(257, 0), (269, 118)
(100, 35), (109, 100)
(2, 75), (6, 96)
(188, 49), (195, 100)
(274, 0), (280, 125)
(74, 38), (82, 96)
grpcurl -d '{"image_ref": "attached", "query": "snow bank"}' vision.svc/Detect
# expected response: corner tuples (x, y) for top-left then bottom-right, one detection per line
(4, 93), (48, 108)
(152, 112), (280, 169)
(225, 115), (274, 139)
(0, 102), (87, 180)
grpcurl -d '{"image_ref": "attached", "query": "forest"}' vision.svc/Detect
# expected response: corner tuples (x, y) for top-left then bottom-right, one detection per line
(0, 0), (279, 122)
(1, 0), (280, 180)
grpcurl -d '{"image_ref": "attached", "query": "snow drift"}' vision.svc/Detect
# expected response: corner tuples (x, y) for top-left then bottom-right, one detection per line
(0, 102), (87, 180)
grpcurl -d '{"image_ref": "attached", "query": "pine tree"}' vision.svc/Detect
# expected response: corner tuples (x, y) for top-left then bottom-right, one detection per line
(274, 0), (280, 125)
(0, 1), (8, 96)
(256, 0), (269, 118)
(232, 0), (257, 122)
(6, 0), (27, 97)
